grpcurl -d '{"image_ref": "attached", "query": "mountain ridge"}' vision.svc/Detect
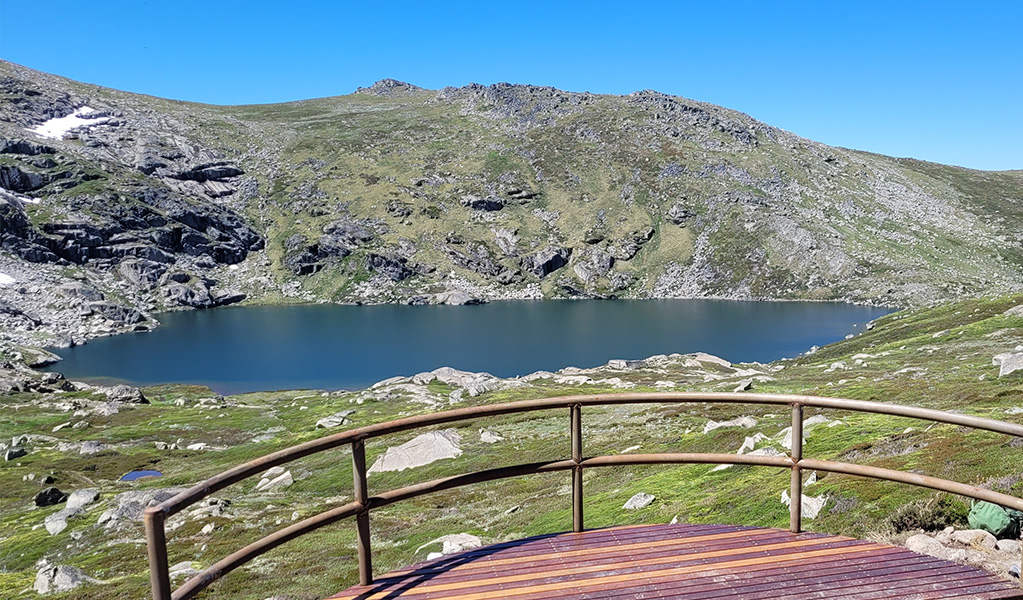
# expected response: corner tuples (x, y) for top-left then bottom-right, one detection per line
(1, 59), (1022, 353)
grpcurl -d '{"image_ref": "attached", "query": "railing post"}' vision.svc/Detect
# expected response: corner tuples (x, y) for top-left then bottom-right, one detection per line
(570, 404), (584, 533)
(352, 439), (372, 586)
(143, 507), (172, 600)
(790, 403), (804, 534)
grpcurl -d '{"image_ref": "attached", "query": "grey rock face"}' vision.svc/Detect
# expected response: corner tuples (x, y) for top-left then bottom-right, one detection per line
(0, 138), (56, 156)
(66, 488), (100, 510)
(100, 384), (148, 404)
(368, 429), (462, 474)
(315, 410), (356, 429)
(78, 441), (106, 455)
(666, 202), (696, 225)
(44, 505), (84, 535)
(84, 301), (146, 325)
(522, 247), (571, 278)
(433, 289), (485, 305)
(993, 352), (1023, 377)
(366, 253), (414, 281)
(573, 247), (614, 284)
(34, 564), (94, 595)
(446, 241), (503, 277)
(623, 492), (655, 510)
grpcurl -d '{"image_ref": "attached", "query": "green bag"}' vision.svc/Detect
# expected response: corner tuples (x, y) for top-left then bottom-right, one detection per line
(968, 501), (1022, 539)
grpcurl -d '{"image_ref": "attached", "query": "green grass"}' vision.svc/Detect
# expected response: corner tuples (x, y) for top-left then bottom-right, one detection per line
(3, 293), (1023, 598)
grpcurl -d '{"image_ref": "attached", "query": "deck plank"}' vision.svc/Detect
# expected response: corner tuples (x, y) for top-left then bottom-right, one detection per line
(327, 524), (1022, 600)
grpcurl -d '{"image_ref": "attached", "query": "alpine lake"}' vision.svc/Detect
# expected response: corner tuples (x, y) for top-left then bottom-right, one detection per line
(43, 300), (891, 394)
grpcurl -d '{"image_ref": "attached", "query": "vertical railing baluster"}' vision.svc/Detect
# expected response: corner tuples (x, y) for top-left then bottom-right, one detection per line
(571, 404), (584, 533)
(143, 507), (172, 600)
(789, 403), (804, 534)
(352, 439), (372, 585)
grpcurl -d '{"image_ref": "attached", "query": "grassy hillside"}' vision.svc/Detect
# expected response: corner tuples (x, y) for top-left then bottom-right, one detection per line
(1, 294), (1021, 599)
(2, 61), (1023, 356)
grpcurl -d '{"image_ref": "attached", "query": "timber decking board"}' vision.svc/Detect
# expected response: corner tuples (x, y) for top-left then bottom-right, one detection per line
(327, 524), (1022, 600)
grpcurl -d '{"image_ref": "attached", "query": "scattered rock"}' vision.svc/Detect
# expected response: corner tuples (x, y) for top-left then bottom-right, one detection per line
(480, 429), (504, 443)
(993, 353), (1023, 377)
(416, 533), (483, 555)
(254, 469), (294, 492)
(996, 539), (1020, 555)
(703, 416), (756, 434)
(168, 561), (200, 580)
(34, 564), (95, 595)
(951, 529), (998, 550)
(906, 533), (946, 556)
(4, 446), (26, 461)
(66, 488), (100, 510)
(185, 442), (207, 451)
(35, 487), (68, 507)
(315, 410), (356, 429)
(433, 289), (485, 305)
(732, 378), (753, 392)
(79, 441), (105, 455)
(780, 489), (827, 519)
(44, 505), (83, 535)
(623, 493), (655, 510)
(368, 430), (462, 474)
(690, 352), (732, 368)
(97, 487), (188, 529)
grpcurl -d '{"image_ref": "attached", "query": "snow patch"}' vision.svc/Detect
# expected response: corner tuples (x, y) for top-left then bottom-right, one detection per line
(0, 188), (40, 205)
(28, 107), (111, 140)
(0, 272), (14, 286)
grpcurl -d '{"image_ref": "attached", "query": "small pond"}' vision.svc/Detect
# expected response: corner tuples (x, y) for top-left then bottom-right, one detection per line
(119, 470), (163, 481)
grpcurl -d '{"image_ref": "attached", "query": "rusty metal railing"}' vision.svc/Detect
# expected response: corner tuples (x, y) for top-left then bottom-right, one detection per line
(143, 393), (1023, 599)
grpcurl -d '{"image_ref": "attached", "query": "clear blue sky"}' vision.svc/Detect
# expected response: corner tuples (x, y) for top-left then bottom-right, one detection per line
(2, 1), (1020, 170)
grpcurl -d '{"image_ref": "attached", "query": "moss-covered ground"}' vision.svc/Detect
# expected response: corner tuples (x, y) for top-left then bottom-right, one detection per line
(1, 293), (1022, 599)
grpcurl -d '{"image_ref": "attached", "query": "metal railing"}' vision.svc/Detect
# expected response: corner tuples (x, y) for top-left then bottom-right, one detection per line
(143, 393), (1023, 600)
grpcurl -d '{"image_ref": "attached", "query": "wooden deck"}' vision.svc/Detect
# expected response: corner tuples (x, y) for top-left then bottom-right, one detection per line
(329, 523), (1022, 600)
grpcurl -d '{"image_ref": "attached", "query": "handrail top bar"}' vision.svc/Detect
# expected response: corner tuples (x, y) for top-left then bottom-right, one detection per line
(153, 392), (1023, 517)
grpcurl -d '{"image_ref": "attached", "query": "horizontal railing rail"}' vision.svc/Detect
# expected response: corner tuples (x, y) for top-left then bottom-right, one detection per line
(143, 393), (1023, 600)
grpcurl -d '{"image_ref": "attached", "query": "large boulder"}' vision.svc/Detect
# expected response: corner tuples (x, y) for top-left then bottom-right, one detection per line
(368, 430), (462, 474)
(623, 493), (655, 510)
(993, 352), (1023, 378)
(66, 488), (100, 510)
(34, 564), (95, 595)
(34, 487), (68, 507)
(315, 410), (355, 429)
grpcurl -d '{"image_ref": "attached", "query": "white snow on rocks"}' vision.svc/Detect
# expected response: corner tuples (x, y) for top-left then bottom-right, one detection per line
(0, 188), (40, 205)
(0, 272), (14, 286)
(28, 106), (111, 139)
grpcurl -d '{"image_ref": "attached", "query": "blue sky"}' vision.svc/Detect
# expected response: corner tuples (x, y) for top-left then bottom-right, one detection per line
(2, 1), (1020, 170)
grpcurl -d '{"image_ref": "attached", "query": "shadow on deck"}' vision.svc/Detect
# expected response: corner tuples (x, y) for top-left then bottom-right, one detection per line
(328, 523), (1022, 600)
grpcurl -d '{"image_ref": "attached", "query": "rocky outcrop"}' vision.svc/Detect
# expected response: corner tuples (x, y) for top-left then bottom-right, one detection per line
(904, 527), (1021, 579)
(34, 564), (97, 595)
(521, 247), (571, 278)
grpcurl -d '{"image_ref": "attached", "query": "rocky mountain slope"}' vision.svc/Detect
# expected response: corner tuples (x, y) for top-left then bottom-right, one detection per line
(1, 60), (1022, 350)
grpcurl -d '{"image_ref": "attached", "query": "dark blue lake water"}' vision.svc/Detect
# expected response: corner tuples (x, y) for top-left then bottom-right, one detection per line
(44, 300), (890, 395)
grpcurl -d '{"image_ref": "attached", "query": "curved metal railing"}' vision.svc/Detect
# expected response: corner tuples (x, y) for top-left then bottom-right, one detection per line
(143, 393), (1023, 600)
